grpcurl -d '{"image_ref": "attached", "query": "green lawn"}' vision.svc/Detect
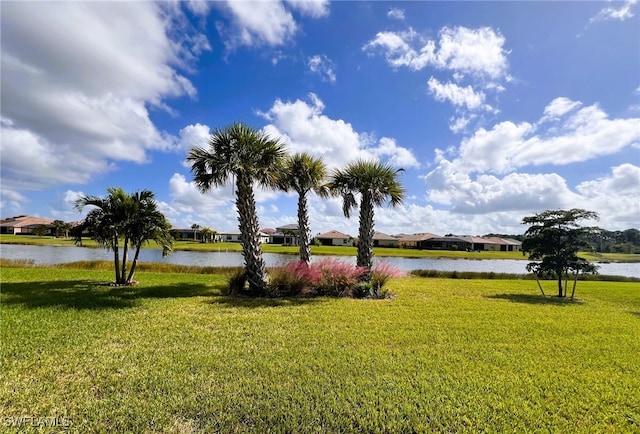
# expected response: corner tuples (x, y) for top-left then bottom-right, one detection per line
(1, 266), (639, 432)
(2, 234), (639, 262)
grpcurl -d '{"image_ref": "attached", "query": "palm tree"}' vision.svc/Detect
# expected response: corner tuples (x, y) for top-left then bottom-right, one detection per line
(75, 187), (130, 283)
(191, 223), (201, 242)
(124, 190), (173, 283)
(328, 160), (405, 288)
(278, 153), (328, 265)
(201, 227), (212, 243)
(187, 122), (287, 294)
(75, 188), (172, 285)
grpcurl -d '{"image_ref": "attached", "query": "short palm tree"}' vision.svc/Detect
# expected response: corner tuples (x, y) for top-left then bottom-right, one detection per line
(124, 190), (173, 284)
(75, 188), (173, 285)
(187, 122), (287, 294)
(279, 153), (328, 265)
(328, 160), (405, 287)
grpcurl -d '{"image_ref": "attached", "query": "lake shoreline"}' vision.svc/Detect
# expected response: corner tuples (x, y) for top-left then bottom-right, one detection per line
(2, 235), (639, 263)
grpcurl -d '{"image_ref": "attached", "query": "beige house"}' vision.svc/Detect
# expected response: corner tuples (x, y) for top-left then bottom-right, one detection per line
(0, 215), (54, 235)
(315, 230), (353, 247)
(372, 231), (400, 248)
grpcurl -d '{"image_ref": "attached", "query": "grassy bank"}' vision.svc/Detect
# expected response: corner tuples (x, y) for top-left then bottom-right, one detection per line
(2, 234), (639, 262)
(1, 266), (639, 432)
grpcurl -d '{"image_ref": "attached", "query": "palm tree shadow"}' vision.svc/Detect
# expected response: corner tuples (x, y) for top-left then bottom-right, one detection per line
(210, 294), (326, 309)
(1, 280), (218, 310)
(486, 293), (585, 306)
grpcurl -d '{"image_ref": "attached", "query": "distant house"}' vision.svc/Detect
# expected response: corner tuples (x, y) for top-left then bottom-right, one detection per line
(171, 228), (221, 242)
(483, 237), (523, 252)
(0, 215), (54, 235)
(315, 230), (353, 247)
(269, 224), (299, 245)
(421, 236), (470, 251)
(220, 230), (270, 244)
(398, 233), (440, 249)
(372, 231), (399, 248)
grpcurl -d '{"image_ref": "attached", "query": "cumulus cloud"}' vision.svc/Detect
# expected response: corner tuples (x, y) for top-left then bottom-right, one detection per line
(258, 93), (419, 169)
(178, 123), (211, 151)
(421, 98), (640, 229)
(364, 25), (510, 131)
(215, 0), (328, 50)
(427, 77), (489, 111)
(364, 26), (510, 80)
(0, 2), (209, 196)
(308, 55), (336, 83)
(453, 98), (640, 174)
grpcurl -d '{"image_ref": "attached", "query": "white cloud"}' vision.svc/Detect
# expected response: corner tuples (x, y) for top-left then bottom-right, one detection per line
(215, 0), (328, 50)
(285, 0), (330, 18)
(308, 55), (336, 83)
(363, 28), (436, 71)
(363, 26), (510, 80)
(452, 98), (640, 174)
(427, 77), (489, 111)
(0, 2), (208, 192)
(540, 97), (582, 122)
(258, 94), (419, 169)
(178, 123), (211, 151)
(387, 8), (406, 20)
(420, 99), (640, 229)
(590, 0), (637, 22)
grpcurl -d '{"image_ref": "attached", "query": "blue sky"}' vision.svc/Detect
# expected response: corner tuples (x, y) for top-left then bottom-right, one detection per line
(1, 0), (639, 236)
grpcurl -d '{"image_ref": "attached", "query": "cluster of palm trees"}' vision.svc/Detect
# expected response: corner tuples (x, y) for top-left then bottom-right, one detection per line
(74, 188), (173, 285)
(188, 122), (405, 296)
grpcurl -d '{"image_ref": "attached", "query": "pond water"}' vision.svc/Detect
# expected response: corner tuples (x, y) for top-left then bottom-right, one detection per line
(1, 244), (639, 278)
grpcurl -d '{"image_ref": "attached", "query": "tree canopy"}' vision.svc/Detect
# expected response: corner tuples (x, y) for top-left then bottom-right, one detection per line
(522, 208), (599, 298)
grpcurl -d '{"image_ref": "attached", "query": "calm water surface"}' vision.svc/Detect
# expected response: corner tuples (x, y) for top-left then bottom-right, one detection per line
(1, 244), (639, 278)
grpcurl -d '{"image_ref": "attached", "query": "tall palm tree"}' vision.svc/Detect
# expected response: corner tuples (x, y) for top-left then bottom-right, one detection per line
(328, 160), (405, 285)
(278, 153), (328, 265)
(187, 122), (287, 294)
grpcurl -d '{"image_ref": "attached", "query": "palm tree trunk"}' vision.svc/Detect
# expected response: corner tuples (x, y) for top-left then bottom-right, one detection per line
(113, 235), (121, 284)
(120, 236), (129, 284)
(357, 192), (375, 280)
(298, 192), (311, 266)
(236, 175), (267, 294)
(126, 245), (141, 283)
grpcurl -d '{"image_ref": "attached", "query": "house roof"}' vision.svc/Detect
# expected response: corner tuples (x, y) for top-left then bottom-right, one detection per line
(316, 230), (351, 239)
(398, 232), (440, 242)
(458, 235), (499, 244)
(0, 215), (54, 228)
(483, 237), (522, 246)
(276, 224), (299, 231)
(373, 231), (398, 241)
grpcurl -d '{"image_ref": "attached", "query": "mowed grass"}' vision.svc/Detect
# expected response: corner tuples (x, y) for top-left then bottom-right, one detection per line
(1, 267), (639, 433)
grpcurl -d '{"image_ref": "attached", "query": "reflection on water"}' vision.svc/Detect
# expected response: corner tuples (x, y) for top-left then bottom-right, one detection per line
(1, 244), (638, 278)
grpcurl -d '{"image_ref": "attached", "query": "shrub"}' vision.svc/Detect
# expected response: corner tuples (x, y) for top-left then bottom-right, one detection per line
(312, 258), (366, 297)
(267, 262), (321, 297)
(369, 262), (404, 298)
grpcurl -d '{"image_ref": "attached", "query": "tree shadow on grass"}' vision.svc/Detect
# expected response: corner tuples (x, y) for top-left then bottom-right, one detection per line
(486, 293), (585, 306)
(0, 280), (218, 310)
(210, 294), (326, 309)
